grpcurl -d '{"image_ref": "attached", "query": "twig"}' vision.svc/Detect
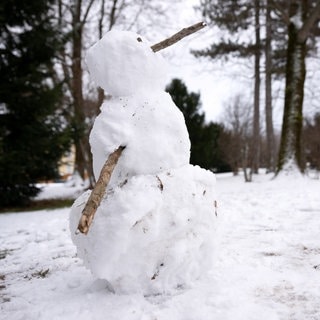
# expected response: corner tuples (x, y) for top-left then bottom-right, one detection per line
(214, 200), (218, 217)
(151, 21), (207, 53)
(76, 146), (125, 235)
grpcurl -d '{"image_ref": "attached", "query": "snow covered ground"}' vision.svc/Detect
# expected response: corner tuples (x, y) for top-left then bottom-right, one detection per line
(1, 172), (320, 320)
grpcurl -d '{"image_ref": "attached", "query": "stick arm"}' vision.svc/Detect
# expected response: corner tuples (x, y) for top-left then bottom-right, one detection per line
(76, 146), (125, 235)
(151, 22), (207, 52)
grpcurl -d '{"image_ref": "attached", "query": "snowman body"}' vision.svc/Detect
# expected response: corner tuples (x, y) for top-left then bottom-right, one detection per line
(70, 30), (217, 294)
(90, 92), (190, 186)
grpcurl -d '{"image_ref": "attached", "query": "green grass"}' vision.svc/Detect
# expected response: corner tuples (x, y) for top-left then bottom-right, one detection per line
(0, 198), (75, 214)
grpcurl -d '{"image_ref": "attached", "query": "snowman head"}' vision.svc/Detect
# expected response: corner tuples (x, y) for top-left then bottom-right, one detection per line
(86, 30), (168, 97)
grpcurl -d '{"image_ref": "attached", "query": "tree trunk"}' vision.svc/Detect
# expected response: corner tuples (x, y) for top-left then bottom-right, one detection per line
(251, 0), (261, 175)
(72, 0), (85, 179)
(71, 0), (95, 187)
(265, 0), (275, 173)
(242, 142), (252, 182)
(276, 0), (320, 174)
(277, 19), (306, 173)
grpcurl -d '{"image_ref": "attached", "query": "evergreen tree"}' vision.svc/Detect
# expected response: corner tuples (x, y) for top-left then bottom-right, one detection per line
(0, 0), (71, 207)
(166, 79), (230, 172)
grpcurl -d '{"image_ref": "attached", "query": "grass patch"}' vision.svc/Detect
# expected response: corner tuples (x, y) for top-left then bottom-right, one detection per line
(0, 198), (75, 214)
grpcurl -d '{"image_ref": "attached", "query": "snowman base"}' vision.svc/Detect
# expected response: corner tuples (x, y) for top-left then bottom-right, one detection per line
(70, 165), (217, 295)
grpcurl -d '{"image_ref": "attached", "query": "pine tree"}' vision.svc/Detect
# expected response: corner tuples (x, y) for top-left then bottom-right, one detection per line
(0, 0), (71, 207)
(166, 79), (230, 172)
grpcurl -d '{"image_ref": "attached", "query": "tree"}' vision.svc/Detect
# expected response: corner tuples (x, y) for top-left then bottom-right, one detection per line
(56, 0), (98, 188)
(220, 94), (253, 179)
(252, 0), (261, 174)
(303, 113), (320, 172)
(276, 0), (320, 174)
(166, 79), (230, 172)
(194, 0), (261, 177)
(56, 0), (170, 186)
(264, 0), (276, 172)
(0, 0), (71, 207)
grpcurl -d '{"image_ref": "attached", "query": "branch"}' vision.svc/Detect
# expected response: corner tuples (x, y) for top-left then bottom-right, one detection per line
(81, 0), (95, 28)
(108, 0), (119, 31)
(151, 22), (207, 52)
(269, 0), (290, 25)
(298, 1), (320, 43)
(77, 146), (125, 235)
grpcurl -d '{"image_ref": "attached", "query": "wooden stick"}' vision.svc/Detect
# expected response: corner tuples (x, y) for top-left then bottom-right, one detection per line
(151, 21), (207, 53)
(77, 146), (125, 235)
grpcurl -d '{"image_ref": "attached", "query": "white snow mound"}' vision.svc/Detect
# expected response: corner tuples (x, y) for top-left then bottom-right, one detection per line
(85, 30), (168, 96)
(70, 165), (217, 294)
(90, 93), (191, 183)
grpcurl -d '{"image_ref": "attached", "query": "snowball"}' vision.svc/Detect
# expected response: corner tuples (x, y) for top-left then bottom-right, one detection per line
(70, 165), (217, 294)
(90, 92), (191, 183)
(85, 30), (168, 96)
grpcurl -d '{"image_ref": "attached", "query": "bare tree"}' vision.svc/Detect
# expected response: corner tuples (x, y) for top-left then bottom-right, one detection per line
(56, 0), (96, 187)
(55, 0), (170, 186)
(303, 113), (320, 174)
(264, 0), (276, 172)
(252, 0), (261, 174)
(221, 95), (253, 180)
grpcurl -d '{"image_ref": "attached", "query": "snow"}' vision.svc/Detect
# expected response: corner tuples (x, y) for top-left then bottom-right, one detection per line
(290, 10), (303, 29)
(89, 93), (190, 182)
(1, 173), (320, 319)
(70, 165), (217, 294)
(277, 158), (305, 179)
(85, 30), (167, 97)
(35, 180), (85, 201)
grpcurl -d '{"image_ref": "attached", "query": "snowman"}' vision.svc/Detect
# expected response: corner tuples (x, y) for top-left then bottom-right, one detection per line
(69, 29), (217, 294)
